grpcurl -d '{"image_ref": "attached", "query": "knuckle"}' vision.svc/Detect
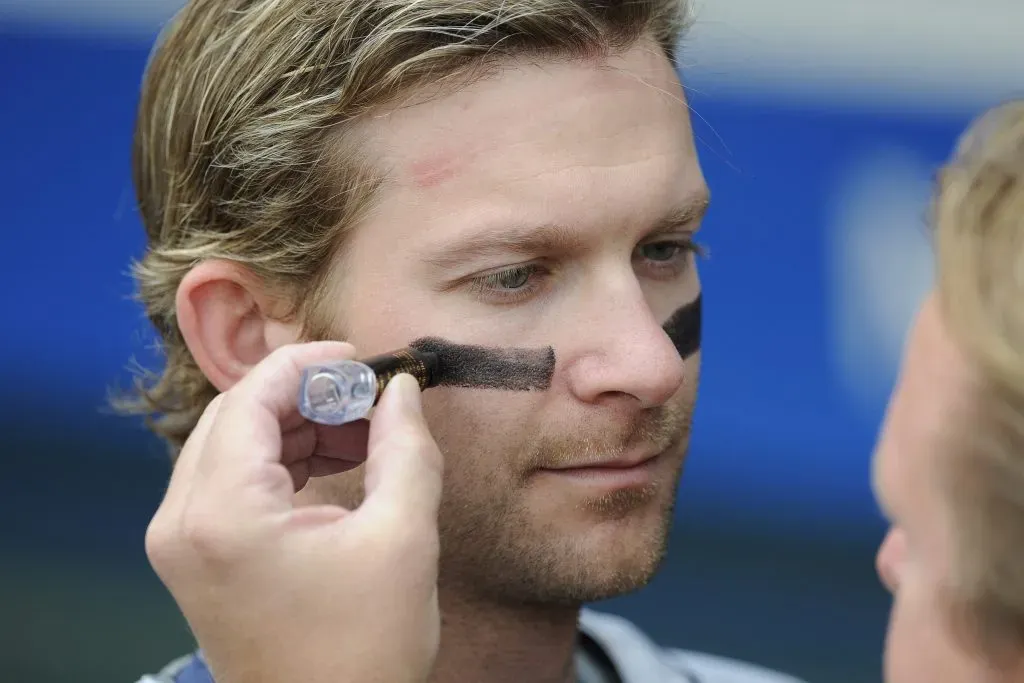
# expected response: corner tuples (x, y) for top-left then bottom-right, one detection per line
(143, 513), (175, 569)
(144, 503), (248, 589)
(179, 503), (242, 564)
(250, 462), (296, 499)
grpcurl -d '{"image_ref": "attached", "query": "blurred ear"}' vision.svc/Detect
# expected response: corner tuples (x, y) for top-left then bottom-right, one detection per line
(175, 259), (301, 392)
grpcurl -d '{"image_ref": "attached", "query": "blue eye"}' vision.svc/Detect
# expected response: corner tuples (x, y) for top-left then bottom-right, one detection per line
(467, 263), (546, 303)
(485, 265), (533, 290)
(635, 237), (704, 280)
(640, 242), (684, 262)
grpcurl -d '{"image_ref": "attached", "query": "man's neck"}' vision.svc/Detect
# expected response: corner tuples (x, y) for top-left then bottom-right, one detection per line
(428, 589), (582, 683)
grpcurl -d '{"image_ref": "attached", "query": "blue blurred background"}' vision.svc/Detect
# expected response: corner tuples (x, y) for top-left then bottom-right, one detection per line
(2, 1), (1021, 682)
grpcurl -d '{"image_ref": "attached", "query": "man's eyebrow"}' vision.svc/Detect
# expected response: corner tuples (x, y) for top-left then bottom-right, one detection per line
(422, 190), (711, 270)
(648, 191), (710, 236)
(422, 223), (583, 270)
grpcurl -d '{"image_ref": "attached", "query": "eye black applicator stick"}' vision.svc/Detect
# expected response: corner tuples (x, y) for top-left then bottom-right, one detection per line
(298, 338), (556, 426)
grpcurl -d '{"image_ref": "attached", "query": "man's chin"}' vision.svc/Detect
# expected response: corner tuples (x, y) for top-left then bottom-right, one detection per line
(495, 548), (667, 608)
(550, 543), (669, 604)
(543, 506), (675, 602)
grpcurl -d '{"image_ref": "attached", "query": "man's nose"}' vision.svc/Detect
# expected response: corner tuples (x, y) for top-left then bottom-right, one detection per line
(563, 295), (691, 409)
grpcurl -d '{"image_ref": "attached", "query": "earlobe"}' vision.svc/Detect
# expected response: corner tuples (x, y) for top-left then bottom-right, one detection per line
(175, 260), (299, 392)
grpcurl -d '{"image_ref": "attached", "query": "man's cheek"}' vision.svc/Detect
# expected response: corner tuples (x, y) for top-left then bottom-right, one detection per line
(421, 390), (489, 454)
(423, 391), (528, 461)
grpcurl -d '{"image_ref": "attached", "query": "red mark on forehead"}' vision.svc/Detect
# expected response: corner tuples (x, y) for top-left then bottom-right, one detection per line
(408, 151), (462, 189)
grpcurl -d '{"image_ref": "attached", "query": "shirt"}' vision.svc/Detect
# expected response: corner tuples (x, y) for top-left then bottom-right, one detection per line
(136, 609), (808, 683)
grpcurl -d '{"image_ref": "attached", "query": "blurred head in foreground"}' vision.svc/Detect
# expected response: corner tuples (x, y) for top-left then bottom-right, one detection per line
(874, 99), (1024, 683)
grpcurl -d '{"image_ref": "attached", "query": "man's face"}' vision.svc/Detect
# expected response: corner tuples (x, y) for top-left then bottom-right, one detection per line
(302, 41), (706, 605)
(873, 293), (1006, 683)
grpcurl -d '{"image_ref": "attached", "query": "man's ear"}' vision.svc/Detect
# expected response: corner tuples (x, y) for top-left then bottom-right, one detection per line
(175, 259), (302, 392)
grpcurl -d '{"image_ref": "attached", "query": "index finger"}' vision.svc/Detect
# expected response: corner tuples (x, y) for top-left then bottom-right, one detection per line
(159, 392), (225, 514)
(198, 341), (358, 481)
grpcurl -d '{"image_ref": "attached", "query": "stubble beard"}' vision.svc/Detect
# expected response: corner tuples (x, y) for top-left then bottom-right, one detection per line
(434, 400), (692, 608)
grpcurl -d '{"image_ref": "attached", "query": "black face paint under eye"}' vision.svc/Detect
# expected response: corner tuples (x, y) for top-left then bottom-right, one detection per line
(409, 337), (556, 390)
(662, 294), (701, 360)
(303, 297), (698, 429)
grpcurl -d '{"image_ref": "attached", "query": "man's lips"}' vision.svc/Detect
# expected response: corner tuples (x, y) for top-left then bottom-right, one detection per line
(539, 448), (662, 471)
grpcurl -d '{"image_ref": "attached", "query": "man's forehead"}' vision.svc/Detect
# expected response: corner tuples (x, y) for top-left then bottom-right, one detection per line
(361, 43), (688, 190)
(407, 148), (465, 190)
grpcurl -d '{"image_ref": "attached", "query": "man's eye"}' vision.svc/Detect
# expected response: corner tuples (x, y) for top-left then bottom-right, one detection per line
(635, 238), (704, 280)
(483, 265), (534, 290)
(466, 263), (545, 303)
(640, 242), (685, 262)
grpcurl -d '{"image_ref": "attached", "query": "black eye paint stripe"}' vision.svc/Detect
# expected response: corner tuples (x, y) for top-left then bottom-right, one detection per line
(403, 295), (700, 394)
(663, 293), (702, 360)
(409, 337), (556, 390)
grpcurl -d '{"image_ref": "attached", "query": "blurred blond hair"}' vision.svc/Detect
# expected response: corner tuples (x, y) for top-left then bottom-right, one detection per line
(932, 99), (1024, 662)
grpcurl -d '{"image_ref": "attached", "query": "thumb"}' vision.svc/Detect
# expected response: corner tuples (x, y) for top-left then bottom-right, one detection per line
(361, 373), (444, 523)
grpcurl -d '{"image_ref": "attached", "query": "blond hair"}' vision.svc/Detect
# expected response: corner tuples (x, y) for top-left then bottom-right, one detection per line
(932, 99), (1024, 662)
(117, 0), (694, 456)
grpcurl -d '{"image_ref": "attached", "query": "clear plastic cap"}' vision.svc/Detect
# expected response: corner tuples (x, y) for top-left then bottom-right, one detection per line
(298, 360), (377, 425)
